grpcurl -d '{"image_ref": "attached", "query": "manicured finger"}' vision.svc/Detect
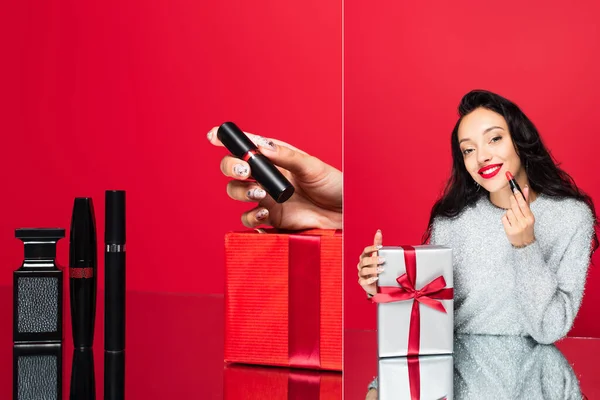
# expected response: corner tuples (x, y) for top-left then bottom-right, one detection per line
(501, 214), (512, 232)
(523, 185), (530, 203)
(226, 181), (267, 202)
(358, 276), (379, 287)
(506, 209), (517, 228)
(241, 207), (270, 228)
(206, 126), (306, 154)
(360, 244), (382, 260)
(512, 188), (530, 218)
(220, 155), (251, 180)
(374, 229), (383, 248)
(358, 265), (384, 278)
(359, 255), (386, 269)
(509, 194), (525, 220)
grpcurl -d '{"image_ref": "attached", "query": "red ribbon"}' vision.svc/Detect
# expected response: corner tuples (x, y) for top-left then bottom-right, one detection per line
(372, 245), (453, 356)
(288, 370), (321, 400)
(288, 235), (321, 369)
(405, 357), (448, 400)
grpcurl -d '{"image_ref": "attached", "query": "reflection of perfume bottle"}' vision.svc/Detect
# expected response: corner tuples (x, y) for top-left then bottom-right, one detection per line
(13, 228), (65, 344)
(70, 347), (96, 400)
(13, 343), (62, 400)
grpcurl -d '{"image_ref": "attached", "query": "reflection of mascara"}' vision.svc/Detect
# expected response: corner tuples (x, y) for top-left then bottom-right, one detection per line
(217, 122), (295, 203)
(70, 347), (95, 400)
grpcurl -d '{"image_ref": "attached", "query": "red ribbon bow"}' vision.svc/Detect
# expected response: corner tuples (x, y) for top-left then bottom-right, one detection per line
(373, 245), (453, 400)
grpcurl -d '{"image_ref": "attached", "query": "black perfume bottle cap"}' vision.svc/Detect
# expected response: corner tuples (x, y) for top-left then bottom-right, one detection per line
(105, 191), (126, 245)
(217, 122), (295, 203)
(16, 228), (65, 260)
(70, 198), (97, 267)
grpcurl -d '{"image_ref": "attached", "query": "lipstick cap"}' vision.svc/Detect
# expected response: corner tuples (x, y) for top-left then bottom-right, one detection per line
(69, 198), (97, 268)
(217, 122), (257, 159)
(105, 191), (126, 245)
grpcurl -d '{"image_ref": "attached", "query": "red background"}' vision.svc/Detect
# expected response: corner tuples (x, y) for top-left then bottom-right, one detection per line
(1, 1), (341, 294)
(344, 1), (600, 337)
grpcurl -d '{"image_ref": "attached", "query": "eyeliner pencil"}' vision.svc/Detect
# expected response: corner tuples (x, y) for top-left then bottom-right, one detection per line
(104, 190), (126, 400)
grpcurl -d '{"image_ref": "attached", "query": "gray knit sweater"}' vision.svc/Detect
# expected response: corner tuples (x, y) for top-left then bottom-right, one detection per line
(368, 194), (594, 396)
(432, 194), (595, 344)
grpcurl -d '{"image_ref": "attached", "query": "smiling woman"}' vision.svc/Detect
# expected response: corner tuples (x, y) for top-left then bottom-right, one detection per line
(358, 89), (600, 396)
(358, 89), (598, 341)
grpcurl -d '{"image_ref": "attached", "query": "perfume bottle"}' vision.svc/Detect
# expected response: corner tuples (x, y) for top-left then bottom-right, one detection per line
(13, 228), (65, 400)
(13, 228), (65, 344)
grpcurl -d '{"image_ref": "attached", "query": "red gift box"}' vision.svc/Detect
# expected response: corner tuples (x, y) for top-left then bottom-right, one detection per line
(224, 228), (342, 371)
(224, 365), (342, 400)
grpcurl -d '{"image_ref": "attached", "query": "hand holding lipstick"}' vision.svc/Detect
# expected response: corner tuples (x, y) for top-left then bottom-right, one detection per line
(501, 184), (536, 248)
(207, 126), (342, 230)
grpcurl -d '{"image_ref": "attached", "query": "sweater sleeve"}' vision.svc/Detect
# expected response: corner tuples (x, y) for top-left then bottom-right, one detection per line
(512, 203), (595, 344)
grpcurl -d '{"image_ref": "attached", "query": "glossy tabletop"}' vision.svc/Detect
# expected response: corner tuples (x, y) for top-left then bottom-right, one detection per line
(4, 285), (345, 399)
(4, 283), (600, 399)
(344, 329), (600, 400)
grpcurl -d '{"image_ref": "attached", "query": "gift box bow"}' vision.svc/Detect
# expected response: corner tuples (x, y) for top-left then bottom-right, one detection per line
(372, 245), (453, 356)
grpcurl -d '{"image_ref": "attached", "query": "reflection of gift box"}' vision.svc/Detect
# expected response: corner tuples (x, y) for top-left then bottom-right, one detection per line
(224, 365), (342, 400)
(378, 355), (453, 400)
(224, 229), (342, 371)
(374, 245), (453, 357)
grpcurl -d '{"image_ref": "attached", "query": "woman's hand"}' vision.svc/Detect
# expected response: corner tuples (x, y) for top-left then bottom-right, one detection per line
(365, 389), (378, 400)
(501, 186), (536, 247)
(357, 230), (385, 296)
(207, 127), (342, 230)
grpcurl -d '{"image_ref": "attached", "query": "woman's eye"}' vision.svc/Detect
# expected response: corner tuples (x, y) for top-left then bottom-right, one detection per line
(462, 148), (473, 156)
(490, 136), (502, 143)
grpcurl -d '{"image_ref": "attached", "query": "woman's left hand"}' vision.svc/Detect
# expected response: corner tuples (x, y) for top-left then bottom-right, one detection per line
(501, 186), (536, 247)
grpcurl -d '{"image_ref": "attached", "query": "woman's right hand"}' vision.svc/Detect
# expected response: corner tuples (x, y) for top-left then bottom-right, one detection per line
(357, 229), (385, 297)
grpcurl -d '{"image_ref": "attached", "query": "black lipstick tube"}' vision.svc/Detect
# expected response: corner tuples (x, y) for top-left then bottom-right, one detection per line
(69, 198), (97, 349)
(217, 122), (295, 203)
(104, 190), (126, 400)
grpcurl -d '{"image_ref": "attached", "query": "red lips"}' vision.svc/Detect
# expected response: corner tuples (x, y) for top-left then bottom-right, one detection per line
(478, 163), (503, 179)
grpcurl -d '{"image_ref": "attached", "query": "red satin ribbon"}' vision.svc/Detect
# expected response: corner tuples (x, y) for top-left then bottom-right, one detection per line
(288, 370), (321, 400)
(372, 245), (453, 356)
(288, 235), (321, 369)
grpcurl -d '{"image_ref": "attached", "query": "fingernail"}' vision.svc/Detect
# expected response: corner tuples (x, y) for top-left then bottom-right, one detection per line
(368, 277), (379, 284)
(233, 164), (249, 177)
(207, 129), (214, 141)
(377, 229), (382, 234)
(256, 209), (269, 220)
(378, 257), (386, 264)
(247, 188), (266, 200)
(256, 136), (277, 151)
(377, 267), (385, 273)
(376, 245), (383, 249)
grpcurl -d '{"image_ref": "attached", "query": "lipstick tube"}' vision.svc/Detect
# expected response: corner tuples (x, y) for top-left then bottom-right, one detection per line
(506, 171), (523, 196)
(69, 197), (97, 349)
(217, 122), (295, 203)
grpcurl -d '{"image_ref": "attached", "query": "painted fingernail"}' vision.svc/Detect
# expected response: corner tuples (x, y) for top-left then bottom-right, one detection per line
(207, 130), (213, 141)
(368, 277), (379, 284)
(256, 209), (269, 220)
(377, 267), (385, 273)
(247, 188), (266, 200)
(378, 257), (386, 264)
(233, 164), (249, 177)
(256, 136), (277, 151)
